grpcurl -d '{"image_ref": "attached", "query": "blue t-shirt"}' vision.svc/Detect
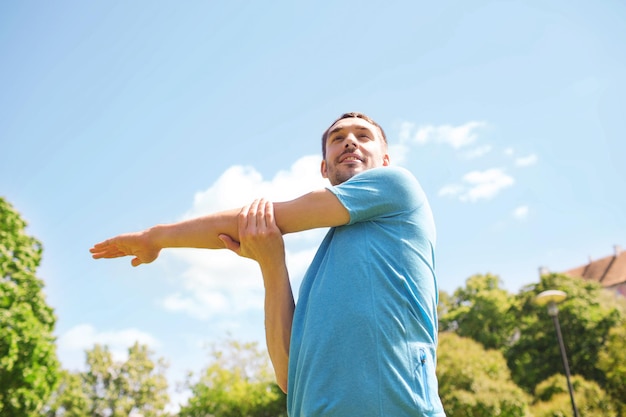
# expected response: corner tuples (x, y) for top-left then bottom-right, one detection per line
(287, 167), (446, 417)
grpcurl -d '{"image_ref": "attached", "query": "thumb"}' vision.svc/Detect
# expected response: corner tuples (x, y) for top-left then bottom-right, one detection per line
(218, 234), (240, 253)
(131, 257), (142, 267)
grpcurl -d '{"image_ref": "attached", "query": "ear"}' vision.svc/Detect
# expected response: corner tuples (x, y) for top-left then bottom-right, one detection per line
(383, 154), (390, 166)
(320, 159), (328, 178)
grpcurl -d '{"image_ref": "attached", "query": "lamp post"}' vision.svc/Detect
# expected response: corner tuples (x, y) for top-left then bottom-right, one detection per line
(534, 290), (579, 417)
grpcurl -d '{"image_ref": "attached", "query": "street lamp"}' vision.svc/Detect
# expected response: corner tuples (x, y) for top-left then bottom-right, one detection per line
(534, 290), (579, 417)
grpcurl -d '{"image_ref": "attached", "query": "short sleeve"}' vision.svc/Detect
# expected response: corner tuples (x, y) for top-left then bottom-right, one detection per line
(327, 167), (426, 225)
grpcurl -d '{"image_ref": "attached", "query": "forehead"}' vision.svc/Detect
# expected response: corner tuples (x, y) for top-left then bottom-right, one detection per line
(327, 117), (380, 137)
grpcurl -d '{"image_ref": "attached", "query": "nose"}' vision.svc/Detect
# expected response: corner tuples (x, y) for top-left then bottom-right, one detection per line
(344, 133), (358, 149)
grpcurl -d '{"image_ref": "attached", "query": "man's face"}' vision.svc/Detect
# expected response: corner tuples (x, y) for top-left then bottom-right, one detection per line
(321, 117), (390, 186)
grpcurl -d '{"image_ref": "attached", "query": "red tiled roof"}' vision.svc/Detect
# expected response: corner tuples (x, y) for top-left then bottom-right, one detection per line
(563, 247), (626, 287)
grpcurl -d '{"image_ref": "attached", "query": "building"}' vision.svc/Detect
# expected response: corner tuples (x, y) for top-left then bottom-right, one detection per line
(562, 245), (626, 298)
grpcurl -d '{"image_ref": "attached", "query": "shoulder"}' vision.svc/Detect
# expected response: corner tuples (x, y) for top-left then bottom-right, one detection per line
(346, 166), (422, 194)
(328, 166), (428, 222)
(330, 166), (424, 199)
(343, 166), (417, 186)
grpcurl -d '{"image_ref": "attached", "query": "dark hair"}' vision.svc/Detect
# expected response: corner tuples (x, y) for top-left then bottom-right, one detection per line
(321, 112), (387, 158)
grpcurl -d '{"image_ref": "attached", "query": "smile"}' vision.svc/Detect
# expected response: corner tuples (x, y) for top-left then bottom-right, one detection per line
(339, 154), (363, 163)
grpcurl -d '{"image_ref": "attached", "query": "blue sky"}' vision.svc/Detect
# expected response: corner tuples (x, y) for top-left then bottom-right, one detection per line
(2, 0), (625, 410)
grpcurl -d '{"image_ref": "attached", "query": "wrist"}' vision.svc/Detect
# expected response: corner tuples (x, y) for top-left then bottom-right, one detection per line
(261, 262), (289, 285)
(146, 224), (166, 249)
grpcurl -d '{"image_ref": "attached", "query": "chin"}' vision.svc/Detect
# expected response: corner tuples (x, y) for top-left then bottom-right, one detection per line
(332, 170), (359, 185)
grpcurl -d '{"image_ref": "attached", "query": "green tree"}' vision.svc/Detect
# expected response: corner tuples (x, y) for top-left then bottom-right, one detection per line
(44, 370), (89, 417)
(439, 274), (517, 350)
(180, 338), (287, 417)
(437, 332), (531, 417)
(505, 273), (625, 392)
(531, 374), (617, 417)
(46, 343), (169, 417)
(0, 197), (59, 416)
(597, 323), (626, 415)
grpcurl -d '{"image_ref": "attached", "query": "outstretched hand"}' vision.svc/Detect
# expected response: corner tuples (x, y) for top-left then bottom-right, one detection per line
(90, 231), (161, 267)
(219, 198), (285, 266)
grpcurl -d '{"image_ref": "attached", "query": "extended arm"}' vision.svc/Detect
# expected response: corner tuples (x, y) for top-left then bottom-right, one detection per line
(219, 199), (293, 392)
(90, 188), (349, 266)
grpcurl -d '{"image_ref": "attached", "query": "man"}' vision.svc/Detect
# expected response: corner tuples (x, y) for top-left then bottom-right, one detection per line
(91, 112), (446, 416)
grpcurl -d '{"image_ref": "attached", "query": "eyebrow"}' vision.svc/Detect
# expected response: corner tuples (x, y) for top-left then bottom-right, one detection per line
(328, 125), (373, 137)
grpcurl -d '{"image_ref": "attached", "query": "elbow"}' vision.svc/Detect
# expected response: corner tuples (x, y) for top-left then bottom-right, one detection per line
(279, 383), (288, 394)
(277, 375), (288, 394)
(278, 384), (287, 395)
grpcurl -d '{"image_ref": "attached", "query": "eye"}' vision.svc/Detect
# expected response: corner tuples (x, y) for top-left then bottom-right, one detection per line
(332, 136), (344, 142)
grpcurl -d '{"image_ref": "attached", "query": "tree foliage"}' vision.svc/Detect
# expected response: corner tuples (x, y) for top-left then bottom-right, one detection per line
(0, 197), (59, 416)
(597, 322), (626, 415)
(179, 338), (287, 417)
(439, 274), (517, 350)
(437, 332), (531, 417)
(46, 343), (169, 417)
(505, 273), (624, 392)
(44, 370), (89, 417)
(531, 374), (617, 417)
(440, 270), (626, 415)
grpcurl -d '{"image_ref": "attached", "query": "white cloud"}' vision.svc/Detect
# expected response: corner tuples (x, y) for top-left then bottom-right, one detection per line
(161, 249), (264, 320)
(462, 169), (515, 201)
(407, 121), (487, 149)
(398, 121), (415, 142)
(439, 168), (515, 202)
(515, 153), (538, 167)
(504, 148), (538, 167)
(462, 144), (492, 159)
(387, 143), (410, 165)
(437, 184), (464, 198)
(57, 324), (160, 370)
(163, 155), (328, 321)
(392, 120), (492, 165)
(512, 205), (529, 220)
(182, 155), (328, 219)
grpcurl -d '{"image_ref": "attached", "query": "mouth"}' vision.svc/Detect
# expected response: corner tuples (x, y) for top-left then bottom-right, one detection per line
(339, 154), (363, 163)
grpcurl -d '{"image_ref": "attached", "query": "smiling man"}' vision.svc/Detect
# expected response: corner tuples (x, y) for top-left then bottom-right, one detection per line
(91, 112), (446, 416)
(320, 115), (390, 185)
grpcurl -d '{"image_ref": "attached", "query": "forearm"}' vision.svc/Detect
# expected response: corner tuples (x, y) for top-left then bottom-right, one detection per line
(148, 208), (240, 250)
(146, 188), (347, 249)
(260, 261), (294, 394)
(91, 189), (348, 266)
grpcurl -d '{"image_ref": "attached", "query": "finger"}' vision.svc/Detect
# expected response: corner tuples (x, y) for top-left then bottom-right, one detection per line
(238, 202), (252, 233)
(90, 241), (109, 250)
(248, 198), (262, 230)
(218, 234), (241, 253)
(131, 257), (142, 267)
(90, 239), (125, 256)
(91, 248), (126, 259)
(91, 238), (120, 251)
(90, 244), (110, 255)
(92, 251), (119, 260)
(255, 198), (267, 229)
(263, 199), (272, 221)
